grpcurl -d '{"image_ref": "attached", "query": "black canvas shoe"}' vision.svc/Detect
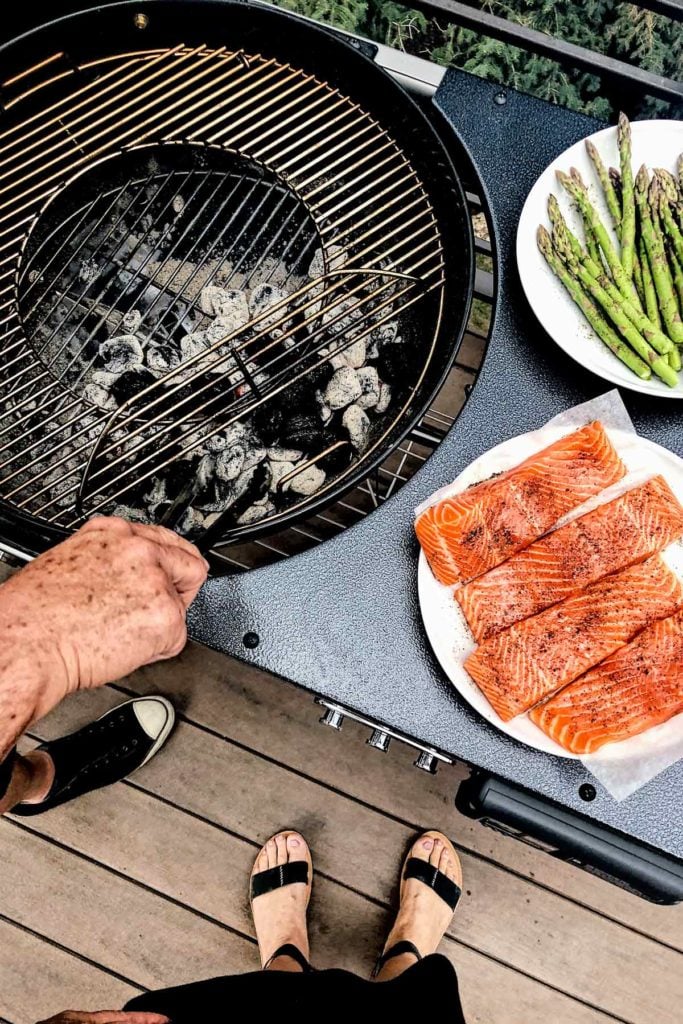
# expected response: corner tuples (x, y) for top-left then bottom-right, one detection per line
(13, 696), (174, 816)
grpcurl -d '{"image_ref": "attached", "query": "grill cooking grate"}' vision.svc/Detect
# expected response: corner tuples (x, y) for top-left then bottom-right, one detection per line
(0, 43), (447, 539)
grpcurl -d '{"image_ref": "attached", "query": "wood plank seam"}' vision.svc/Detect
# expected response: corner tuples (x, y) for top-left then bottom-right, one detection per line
(0, 907), (146, 994)
(6, 815), (259, 953)
(103, 681), (681, 954)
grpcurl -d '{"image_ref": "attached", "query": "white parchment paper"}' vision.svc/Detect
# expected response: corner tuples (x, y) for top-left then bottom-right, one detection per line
(416, 390), (683, 801)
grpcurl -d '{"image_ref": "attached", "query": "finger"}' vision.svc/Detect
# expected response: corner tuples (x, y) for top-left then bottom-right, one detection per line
(55, 1013), (170, 1023)
(130, 522), (208, 566)
(154, 543), (208, 608)
(79, 516), (134, 537)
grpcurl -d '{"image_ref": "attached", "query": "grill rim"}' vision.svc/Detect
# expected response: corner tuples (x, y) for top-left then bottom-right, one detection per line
(0, 0), (475, 553)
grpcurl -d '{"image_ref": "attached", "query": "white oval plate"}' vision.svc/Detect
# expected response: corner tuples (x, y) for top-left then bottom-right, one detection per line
(417, 431), (683, 759)
(516, 120), (683, 398)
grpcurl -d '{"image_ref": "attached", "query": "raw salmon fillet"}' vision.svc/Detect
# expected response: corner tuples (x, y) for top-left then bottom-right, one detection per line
(464, 557), (683, 721)
(530, 609), (683, 754)
(457, 476), (683, 642)
(415, 421), (624, 586)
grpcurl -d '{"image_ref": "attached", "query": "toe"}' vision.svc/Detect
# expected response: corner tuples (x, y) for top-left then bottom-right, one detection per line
(266, 837), (278, 870)
(275, 832), (288, 865)
(257, 848), (269, 874)
(412, 833), (435, 863)
(285, 832), (307, 863)
(429, 837), (442, 867)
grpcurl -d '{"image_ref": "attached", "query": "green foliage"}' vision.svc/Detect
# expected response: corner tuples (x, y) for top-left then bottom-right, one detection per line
(270, 0), (681, 120)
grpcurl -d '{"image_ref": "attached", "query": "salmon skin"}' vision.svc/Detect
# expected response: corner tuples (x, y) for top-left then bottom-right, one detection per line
(457, 475), (683, 642)
(464, 557), (683, 722)
(530, 609), (683, 754)
(415, 421), (624, 586)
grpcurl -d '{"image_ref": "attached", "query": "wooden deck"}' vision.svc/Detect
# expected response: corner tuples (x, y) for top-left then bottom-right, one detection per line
(0, 561), (681, 1024)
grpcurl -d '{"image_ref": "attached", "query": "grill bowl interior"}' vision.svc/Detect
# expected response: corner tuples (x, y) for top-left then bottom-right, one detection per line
(0, 0), (474, 552)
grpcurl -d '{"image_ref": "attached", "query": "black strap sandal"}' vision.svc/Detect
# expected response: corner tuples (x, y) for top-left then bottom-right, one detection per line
(373, 837), (462, 979)
(372, 939), (423, 979)
(403, 856), (462, 910)
(250, 840), (313, 973)
(250, 859), (309, 899)
(263, 942), (314, 974)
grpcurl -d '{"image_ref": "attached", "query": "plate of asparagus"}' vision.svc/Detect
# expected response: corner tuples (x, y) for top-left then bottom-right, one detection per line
(517, 116), (683, 396)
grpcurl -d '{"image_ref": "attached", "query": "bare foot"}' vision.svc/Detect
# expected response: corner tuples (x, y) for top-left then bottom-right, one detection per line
(375, 830), (462, 982)
(250, 831), (311, 972)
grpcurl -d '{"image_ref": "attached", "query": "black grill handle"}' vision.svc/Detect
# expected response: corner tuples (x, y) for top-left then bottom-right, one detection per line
(456, 771), (683, 905)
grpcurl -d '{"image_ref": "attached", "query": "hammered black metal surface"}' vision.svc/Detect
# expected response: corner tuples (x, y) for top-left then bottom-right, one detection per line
(190, 67), (683, 859)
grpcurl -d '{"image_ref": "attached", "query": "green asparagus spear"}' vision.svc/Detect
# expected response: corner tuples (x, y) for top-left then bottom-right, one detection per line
(639, 236), (662, 330)
(669, 345), (682, 371)
(636, 165), (683, 345)
(547, 194), (583, 260)
(618, 113), (636, 281)
(656, 174), (683, 267)
(667, 242), (683, 313)
(553, 225), (673, 358)
(609, 166), (621, 202)
(586, 138), (621, 232)
(584, 222), (603, 269)
(537, 226), (651, 381)
(678, 154), (683, 192)
(608, 166), (646, 301)
(557, 168), (642, 310)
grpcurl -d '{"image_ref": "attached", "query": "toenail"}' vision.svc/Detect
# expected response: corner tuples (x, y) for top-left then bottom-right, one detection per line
(422, 839), (433, 850)
(288, 836), (300, 847)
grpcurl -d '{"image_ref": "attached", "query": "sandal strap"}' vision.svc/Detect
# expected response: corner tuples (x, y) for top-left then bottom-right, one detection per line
(250, 860), (309, 899)
(404, 856), (461, 910)
(263, 943), (313, 973)
(372, 939), (422, 978)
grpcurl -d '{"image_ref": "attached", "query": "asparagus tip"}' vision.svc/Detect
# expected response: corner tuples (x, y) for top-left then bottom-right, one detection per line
(537, 225), (552, 254)
(617, 112), (630, 136)
(635, 164), (649, 190)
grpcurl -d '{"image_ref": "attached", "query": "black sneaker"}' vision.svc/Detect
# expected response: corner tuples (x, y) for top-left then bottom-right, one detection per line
(13, 696), (174, 816)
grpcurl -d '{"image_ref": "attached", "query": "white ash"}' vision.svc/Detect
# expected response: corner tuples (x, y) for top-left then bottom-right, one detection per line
(268, 446), (303, 462)
(249, 282), (286, 330)
(172, 194), (185, 214)
(375, 382), (392, 414)
(84, 382), (116, 410)
(324, 366), (362, 410)
(206, 434), (228, 452)
(356, 366), (381, 410)
(99, 335), (144, 374)
(268, 459), (296, 491)
(122, 309), (142, 333)
(180, 330), (210, 361)
(237, 499), (277, 525)
(177, 506), (205, 535)
(243, 445), (268, 472)
(288, 464), (326, 496)
(341, 338), (366, 369)
(215, 445), (245, 482)
(343, 404), (371, 451)
(146, 343), (181, 374)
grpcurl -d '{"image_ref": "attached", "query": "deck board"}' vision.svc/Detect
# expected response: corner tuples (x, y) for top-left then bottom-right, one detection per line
(0, 553), (680, 1022)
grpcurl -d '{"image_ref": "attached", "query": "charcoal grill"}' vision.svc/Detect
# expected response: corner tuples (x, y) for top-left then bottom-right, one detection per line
(1, 1), (682, 905)
(0, 1), (473, 546)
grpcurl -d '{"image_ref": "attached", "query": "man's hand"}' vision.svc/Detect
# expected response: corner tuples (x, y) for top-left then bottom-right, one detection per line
(0, 517), (208, 748)
(36, 1012), (169, 1024)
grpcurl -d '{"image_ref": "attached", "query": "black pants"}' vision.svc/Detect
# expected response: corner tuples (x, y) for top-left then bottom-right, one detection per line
(125, 954), (466, 1021)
